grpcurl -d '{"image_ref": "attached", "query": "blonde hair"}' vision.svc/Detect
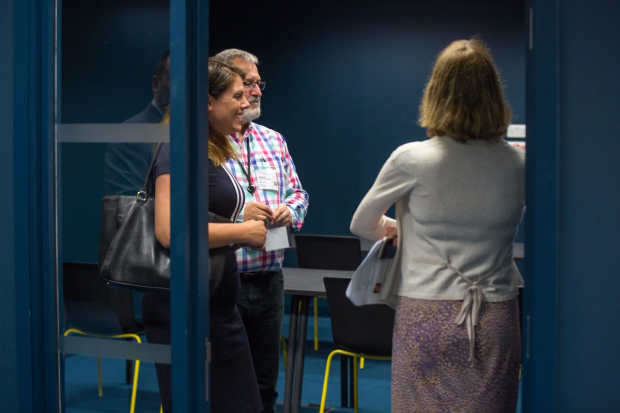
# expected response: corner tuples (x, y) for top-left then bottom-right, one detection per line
(419, 38), (512, 142)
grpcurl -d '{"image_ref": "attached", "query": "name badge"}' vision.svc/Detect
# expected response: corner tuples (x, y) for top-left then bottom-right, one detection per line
(256, 168), (278, 191)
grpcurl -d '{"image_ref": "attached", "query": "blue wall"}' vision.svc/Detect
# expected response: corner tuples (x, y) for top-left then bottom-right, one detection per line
(60, 0), (170, 123)
(210, 0), (526, 235)
(557, 1), (620, 410)
(60, 0), (169, 263)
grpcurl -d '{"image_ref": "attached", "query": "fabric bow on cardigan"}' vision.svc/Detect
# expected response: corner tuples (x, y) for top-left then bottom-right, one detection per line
(412, 257), (513, 367)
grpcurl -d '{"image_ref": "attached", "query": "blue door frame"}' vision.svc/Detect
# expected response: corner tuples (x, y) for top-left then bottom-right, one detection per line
(523, 1), (560, 411)
(169, 0), (212, 411)
(523, 1), (620, 411)
(7, 0), (212, 411)
(13, 0), (58, 410)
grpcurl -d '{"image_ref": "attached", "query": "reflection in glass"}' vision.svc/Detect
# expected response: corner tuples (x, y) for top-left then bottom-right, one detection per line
(104, 51), (169, 196)
(57, 0), (170, 411)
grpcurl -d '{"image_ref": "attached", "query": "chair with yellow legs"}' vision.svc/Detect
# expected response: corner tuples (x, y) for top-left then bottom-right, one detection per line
(294, 235), (363, 353)
(63, 329), (142, 413)
(62, 262), (144, 413)
(279, 334), (289, 370)
(299, 296), (320, 351)
(319, 277), (395, 413)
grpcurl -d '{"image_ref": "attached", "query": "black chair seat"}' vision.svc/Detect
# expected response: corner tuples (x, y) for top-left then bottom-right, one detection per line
(323, 277), (394, 356)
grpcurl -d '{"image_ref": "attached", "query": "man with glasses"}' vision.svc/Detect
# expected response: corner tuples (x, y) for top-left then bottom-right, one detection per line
(215, 49), (309, 413)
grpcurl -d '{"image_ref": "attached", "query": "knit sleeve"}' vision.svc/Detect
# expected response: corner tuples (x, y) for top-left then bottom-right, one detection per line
(350, 144), (417, 240)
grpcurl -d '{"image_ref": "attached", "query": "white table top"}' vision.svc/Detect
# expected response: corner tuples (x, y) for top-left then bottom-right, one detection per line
(282, 267), (353, 296)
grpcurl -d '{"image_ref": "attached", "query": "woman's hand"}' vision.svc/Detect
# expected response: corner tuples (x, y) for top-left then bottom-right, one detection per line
(383, 225), (398, 246)
(241, 219), (267, 249)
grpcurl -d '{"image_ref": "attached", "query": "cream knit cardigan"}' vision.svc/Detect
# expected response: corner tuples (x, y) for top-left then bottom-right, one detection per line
(350, 136), (525, 364)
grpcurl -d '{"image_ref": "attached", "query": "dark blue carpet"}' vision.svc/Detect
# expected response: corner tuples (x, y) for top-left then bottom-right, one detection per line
(63, 303), (521, 412)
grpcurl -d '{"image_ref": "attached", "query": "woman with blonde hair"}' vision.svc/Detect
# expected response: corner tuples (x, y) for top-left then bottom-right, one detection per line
(142, 58), (265, 413)
(351, 38), (524, 412)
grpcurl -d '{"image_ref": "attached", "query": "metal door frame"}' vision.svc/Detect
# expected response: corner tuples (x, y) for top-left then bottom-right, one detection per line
(12, 0), (212, 410)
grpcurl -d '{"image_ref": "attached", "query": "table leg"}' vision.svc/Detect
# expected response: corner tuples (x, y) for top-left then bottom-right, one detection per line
(349, 356), (355, 407)
(340, 354), (348, 407)
(283, 295), (300, 413)
(292, 297), (310, 413)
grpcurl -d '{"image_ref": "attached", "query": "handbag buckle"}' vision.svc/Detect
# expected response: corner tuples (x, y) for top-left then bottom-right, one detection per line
(136, 190), (148, 203)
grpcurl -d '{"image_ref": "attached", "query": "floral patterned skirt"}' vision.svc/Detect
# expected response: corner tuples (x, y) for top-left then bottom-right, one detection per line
(392, 296), (521, 413)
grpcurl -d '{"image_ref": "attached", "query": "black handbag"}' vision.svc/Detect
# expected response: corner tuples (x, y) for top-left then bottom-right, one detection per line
(99, 143), (231, 296)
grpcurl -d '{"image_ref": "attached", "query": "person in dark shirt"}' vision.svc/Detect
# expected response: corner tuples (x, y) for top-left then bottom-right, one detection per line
(104, 50), (169, 195)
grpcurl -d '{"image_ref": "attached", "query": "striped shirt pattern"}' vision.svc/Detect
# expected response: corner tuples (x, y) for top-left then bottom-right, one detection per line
(227, 122), (309, 272)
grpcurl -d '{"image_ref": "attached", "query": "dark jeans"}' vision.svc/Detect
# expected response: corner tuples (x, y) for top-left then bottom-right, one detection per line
(141, 293), (172, 413)
(237, 270), (284, 413)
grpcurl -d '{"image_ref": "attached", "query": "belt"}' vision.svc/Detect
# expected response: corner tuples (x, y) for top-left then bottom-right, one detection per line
(239, 271), (277, 280)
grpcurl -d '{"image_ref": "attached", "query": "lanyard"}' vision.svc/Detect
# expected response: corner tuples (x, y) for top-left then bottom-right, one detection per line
(236, 136), (255, 194)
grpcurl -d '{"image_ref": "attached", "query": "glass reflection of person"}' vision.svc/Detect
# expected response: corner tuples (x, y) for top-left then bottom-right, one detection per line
(104, 50), (170, 195)
(141, 58), (266, 413)
(351, 38), (525, 412)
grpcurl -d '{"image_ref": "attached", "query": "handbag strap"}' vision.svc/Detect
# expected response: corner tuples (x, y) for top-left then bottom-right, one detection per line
(138, 142), (164, 201)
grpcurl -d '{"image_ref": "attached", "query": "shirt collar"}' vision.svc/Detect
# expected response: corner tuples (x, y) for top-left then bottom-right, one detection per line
(151, 99), (164, 116)
(230, 122), (255, 144)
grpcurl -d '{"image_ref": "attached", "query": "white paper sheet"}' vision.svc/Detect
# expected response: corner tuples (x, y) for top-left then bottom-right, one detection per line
(264, 226), (290, 251)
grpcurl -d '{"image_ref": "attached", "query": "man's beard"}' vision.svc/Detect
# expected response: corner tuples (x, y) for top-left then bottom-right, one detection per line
(241, 99), (261, 124)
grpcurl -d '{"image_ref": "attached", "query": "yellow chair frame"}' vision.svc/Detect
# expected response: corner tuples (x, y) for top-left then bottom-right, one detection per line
(280, 334), (288, 369)
(313, 296), (320, 350)
(64, 328), (141, 413)
(300, 296), (320, 351)
(319, 349), (391, 413)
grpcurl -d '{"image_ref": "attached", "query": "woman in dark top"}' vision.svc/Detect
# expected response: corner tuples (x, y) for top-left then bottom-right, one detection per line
(142, 58), (266, 413)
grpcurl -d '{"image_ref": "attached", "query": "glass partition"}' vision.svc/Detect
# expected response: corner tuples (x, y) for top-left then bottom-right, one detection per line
(56, 0), (172, 410)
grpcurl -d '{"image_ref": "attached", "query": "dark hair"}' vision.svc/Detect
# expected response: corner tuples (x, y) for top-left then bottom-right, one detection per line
(208, 57), (245, 166)
(155, 50), (170, 79)
(419, 38), (512, 142)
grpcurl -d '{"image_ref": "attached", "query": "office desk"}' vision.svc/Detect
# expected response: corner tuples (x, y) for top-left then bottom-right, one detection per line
(282, 268), (354, 413)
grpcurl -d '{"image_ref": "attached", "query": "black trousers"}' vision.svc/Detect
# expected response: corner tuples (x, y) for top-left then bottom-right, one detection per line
(142, 292), (172, 413)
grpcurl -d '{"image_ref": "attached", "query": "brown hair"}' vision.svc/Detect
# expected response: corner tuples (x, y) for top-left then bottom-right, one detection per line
(159, 58), (245, 166)
(207, 57), (245, 166)
(419, 38), (512, 142)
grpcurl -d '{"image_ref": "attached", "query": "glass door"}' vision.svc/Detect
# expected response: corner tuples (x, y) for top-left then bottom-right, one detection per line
(55, 0), (210, 411)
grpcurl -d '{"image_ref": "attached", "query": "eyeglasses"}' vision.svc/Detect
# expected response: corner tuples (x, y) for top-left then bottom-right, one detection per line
(243, 80), (266, 91)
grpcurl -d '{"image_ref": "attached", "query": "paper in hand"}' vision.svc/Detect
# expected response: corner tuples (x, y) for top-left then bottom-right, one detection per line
(264, 226), (290, 251)
(378, 237), (397, 259)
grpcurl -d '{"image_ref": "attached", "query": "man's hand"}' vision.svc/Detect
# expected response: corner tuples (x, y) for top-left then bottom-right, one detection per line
(243, 202), (273, 223)
(271, 204), (293, 227)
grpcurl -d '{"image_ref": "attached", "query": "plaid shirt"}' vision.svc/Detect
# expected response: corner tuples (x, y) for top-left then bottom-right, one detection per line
(227, 122), (309, 272)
